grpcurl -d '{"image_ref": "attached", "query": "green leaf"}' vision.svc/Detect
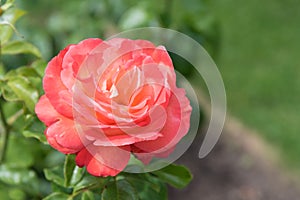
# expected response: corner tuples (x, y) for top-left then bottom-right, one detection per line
(43, 192), (70, 200)
(0, 8), (25, 44)
(0, 63), (5, 77)
(44, 166), (65, 187)
(64, 154), (76, 187)
(31, 59), (47, 77)
(125, 173), (167, 200)
(50, 182), (72, 194)
(6, 76), (39, 112)
(0, 0), (15, 11)
(16, 66), (41, 78)
(152, 164), (193, 189)
(64, 154), (85, 187)
(1, 40), (42, 57)
(1, 85), (19, 101)
(73, 174), (103, 193)
(102, 179), (138, 200)
(81, 191), (95, 200)
(22, 115), (47, 143)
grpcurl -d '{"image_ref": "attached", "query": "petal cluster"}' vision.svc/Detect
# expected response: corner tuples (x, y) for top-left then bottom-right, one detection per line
(35, 38), (191, 176)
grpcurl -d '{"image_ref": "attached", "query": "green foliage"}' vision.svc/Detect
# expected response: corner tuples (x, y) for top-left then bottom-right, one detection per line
(42, 154), (191, 199)
(0, 0), (217, 199)
(102, 179), (138, 200)
(152, 163), (193, 189)
(1, 40), (42, 57)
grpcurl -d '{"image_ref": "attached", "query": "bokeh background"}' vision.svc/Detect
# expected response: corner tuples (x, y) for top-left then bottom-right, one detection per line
(1, 0), (300, 199)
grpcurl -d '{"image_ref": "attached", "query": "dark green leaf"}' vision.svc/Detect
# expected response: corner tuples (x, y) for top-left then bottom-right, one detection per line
(102, 179), (138, 200)
(73, 173), (104, 193)
(152, 164), (193, 189)
(44, 166), (65, 187)
(125, 173), (167, 200)
(43, 192), (70, 200)
(50, 182), (72, 194)
(64, 154), (85, 187)
(64, 154), (76, 187)
(1, 40), (42, 57)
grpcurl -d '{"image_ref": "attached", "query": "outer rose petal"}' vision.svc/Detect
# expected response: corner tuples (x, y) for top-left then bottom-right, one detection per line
(35, 95), (84, 154)
(75, 146), (130, 177)
(43, 46), (74, 118)
(45, 118), (84, 154)
(134, 88), (191, 154)
(35, 95), (61, 126)
(61, 38), (103, 88)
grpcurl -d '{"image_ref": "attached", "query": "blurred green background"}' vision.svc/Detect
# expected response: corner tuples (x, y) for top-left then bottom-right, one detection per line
(208, 0), (300, 171)
(14, 0), (300, 170)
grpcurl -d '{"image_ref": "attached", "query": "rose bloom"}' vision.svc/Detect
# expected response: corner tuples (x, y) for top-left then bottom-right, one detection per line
(35, 38), (191, 177)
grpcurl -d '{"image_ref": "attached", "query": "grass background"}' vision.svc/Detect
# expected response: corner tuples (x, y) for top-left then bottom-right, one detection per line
(208, 0), (300, 170)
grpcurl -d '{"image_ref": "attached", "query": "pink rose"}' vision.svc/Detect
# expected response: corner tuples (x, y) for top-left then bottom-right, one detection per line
(35, 38), (191, 177)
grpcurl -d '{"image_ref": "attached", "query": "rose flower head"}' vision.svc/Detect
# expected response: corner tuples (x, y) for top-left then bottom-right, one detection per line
(35, 38), (192, 177)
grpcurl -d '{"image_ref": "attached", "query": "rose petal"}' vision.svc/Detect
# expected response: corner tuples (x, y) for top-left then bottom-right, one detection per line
(134, 89), (191, 154)
(61, 38), (103, 89)
(45, 118), (85, 154)
(35, 95), (60, 126)
(76, 145), (130, 177)
(43, 46), (74, 118)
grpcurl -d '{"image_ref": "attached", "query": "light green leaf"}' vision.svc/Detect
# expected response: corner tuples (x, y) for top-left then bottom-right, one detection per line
(7, 76), (39, 112)
(44, 166), (65, 187)
(23, 129), (47, 144)
(43, 192), (70, 200)
(1, 85), (19, 101)
(0, 0), (15, 11)
(102, 179), (138, 200)
(152, 164), (193, 189)
(22, 127), (48, 144)
(5, 134), (35, 168)
(0, 63), (5, 96)
(22, 114), (47, 143)
(0, 8), (25, 44)
(1, 40), (42, 57)
(0, 63), (5, 77)
(16, 66), (40, 78)
(81, 191), (95, 200)
(31, 59), (47, 77)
